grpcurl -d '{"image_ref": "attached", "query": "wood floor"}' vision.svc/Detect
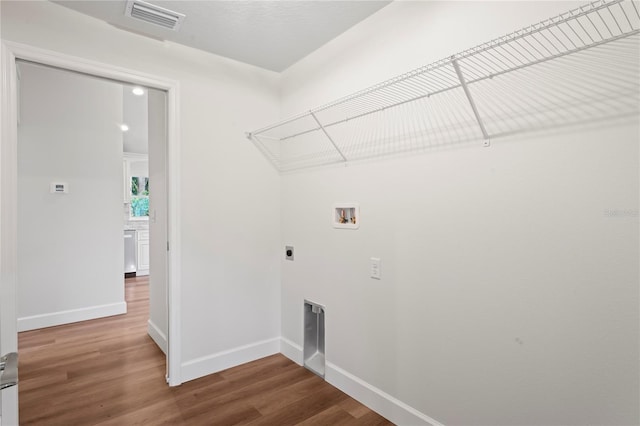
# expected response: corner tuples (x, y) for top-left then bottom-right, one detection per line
(18, 276), (393, 425)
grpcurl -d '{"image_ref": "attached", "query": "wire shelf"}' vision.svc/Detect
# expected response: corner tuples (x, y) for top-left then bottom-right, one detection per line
(247, 0), (640, 172)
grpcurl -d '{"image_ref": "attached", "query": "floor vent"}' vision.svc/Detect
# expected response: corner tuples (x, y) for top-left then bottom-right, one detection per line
(125, 0), (185, 31)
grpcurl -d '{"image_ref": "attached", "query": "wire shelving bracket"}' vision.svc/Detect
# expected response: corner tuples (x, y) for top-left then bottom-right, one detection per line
(246, 0), (640, 172)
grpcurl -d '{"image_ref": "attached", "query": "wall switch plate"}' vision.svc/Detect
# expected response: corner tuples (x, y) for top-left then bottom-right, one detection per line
(285, 246), (294, 261)
(370, 257), (381, 279)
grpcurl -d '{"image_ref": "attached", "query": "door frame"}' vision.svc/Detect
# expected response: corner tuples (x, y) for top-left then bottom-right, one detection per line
(0, 41), (183, 414)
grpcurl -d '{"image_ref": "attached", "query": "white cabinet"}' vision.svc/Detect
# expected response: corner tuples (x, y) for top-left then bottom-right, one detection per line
(137, 230), (150, 276)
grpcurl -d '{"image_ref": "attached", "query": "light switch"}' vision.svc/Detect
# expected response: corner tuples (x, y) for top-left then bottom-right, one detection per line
(370, 257), (381, 280)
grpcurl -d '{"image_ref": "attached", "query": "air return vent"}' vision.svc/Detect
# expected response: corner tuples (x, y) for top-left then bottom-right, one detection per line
(125, 0), (185, 31)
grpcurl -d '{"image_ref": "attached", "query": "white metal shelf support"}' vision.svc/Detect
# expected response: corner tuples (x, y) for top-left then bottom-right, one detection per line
(451, 57), (491, 147)
(309, 111), (348, 163)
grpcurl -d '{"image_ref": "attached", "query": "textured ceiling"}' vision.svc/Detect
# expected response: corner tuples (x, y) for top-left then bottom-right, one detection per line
(53, 1), (391, 72)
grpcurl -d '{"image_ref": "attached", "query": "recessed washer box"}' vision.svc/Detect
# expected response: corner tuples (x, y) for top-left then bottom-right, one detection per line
(333, 203), (359, 229)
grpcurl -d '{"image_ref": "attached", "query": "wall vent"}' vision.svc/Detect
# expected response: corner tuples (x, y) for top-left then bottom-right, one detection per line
(125, 0), (185, 31)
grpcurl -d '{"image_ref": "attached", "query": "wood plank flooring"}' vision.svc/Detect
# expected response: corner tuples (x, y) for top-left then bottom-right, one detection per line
(18, 276), (393, 425)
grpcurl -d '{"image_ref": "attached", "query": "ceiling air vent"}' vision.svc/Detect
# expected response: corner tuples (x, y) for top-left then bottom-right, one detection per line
(125, 0), (185, 31)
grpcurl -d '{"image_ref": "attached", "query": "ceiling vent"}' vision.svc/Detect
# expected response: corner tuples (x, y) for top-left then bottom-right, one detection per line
(125, 0), (185, 31)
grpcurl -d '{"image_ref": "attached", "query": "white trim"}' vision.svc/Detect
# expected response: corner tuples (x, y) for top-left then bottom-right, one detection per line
(147, 319), (168, 355)
(326, 362), (444, 426)
(17, 302), (127, 332)
(5, 41), (174, 91)
(166, 74), (182, 386)
(0, 41), (182, 386)
(278, 339), (442, 426)
(181, 337), (280, 383)
(280, 336), (303, 365)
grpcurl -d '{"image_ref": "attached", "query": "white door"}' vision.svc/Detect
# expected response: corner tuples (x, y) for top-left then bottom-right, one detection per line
(0, 174), (19, 425)
(0, 45), (20, 426)
(148, 88), (169, 363)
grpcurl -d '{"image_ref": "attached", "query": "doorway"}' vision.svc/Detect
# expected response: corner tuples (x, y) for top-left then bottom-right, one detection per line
(1, 42), (182, 424)
(15, 57), (168, 400)
(17, 59), (170, 349)
(16, 61), (139, 329)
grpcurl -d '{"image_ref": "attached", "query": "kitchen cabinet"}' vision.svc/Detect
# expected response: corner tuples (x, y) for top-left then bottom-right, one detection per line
(137, 230), (149, 276)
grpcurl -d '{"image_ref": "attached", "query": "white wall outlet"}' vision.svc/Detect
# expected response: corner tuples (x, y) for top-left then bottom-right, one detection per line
(50, 182), (68, 194)
(370, 257), (381, 280)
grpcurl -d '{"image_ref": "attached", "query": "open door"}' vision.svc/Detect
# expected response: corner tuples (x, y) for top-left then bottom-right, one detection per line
(0, 274), (19, 426)
(0, 111), (19, 426)
(0, 40), (20, 426)
(148, 88), (169, 363)
(0, 352), (19, 426)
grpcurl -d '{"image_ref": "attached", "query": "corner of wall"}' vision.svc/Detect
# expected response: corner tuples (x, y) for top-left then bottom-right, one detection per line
(180, 337), (280, 383)
(147, 319), (168, 355)
(280, 336), (303, 365)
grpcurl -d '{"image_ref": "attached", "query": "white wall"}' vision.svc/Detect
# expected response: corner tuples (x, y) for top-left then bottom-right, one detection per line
(17, 62), (125, 330)
(280, 2), (639, 425)
(6, 1), (639, 424)
(3, 0), (281, 379)
(123, 88), (148, 155)
(128, 158), (148, 179)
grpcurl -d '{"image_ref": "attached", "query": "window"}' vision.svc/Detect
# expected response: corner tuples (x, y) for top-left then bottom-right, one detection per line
(130, 176), (149, 218)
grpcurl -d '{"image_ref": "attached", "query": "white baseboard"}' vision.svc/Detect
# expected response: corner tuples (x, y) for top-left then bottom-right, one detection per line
(279, 337), (442, 426)
(17, 301), (127, 332)
(181, 337), (280, 383)
(280, 336), (303, 365)
(147, 319), (167, 355)
(326, 362), (443, 426)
